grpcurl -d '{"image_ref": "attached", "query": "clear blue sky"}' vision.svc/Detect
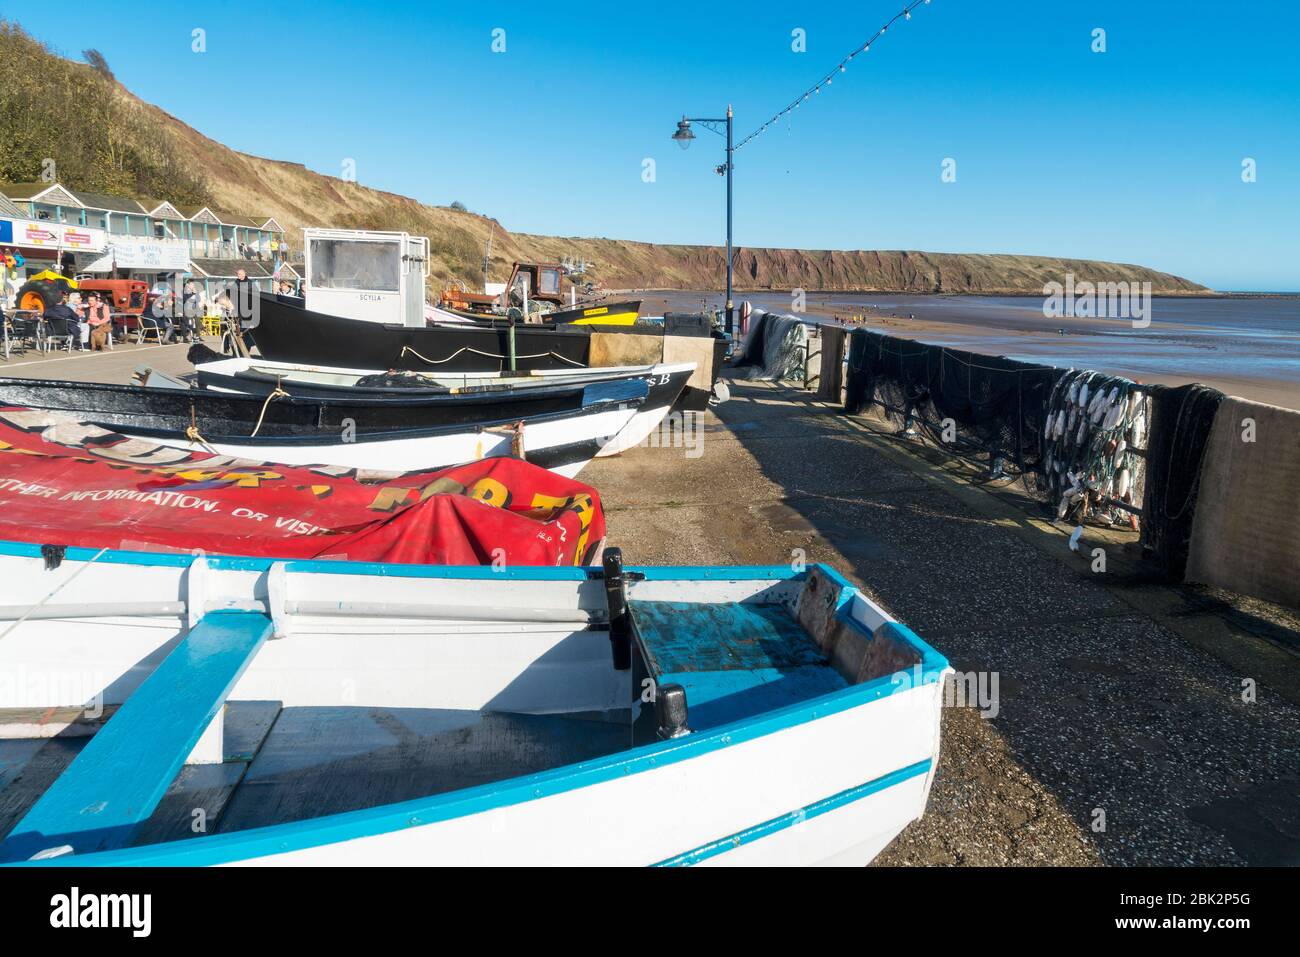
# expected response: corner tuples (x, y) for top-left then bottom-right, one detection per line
(17, 1), (1300, 290)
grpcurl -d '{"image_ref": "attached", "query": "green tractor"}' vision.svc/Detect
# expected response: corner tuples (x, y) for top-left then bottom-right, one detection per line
(15, 269), (79, 313)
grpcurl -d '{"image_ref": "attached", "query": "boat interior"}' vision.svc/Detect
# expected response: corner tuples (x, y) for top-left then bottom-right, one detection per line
(0, 545), (930, 862)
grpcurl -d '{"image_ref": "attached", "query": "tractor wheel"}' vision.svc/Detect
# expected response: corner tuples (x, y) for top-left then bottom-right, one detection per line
(15, 279), (64, 313)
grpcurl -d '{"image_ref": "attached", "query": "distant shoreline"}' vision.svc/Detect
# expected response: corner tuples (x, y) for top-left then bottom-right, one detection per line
(620, 288), (1300, 300)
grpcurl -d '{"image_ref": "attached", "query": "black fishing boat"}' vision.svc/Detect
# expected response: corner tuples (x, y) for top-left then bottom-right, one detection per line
(247, 293), (727, 409)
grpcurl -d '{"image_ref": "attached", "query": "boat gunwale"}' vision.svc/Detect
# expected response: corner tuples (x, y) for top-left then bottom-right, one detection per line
(0, 541), (949, 867)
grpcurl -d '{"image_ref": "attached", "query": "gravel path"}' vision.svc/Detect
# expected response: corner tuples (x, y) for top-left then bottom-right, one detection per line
(584, 378), (1300, 866)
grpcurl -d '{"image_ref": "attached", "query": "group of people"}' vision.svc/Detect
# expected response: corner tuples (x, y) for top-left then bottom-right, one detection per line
(13, 267), (267, 352)
(38, 291), (115, 351)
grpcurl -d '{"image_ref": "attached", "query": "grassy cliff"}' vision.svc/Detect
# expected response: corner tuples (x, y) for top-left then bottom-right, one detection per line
(0, 21), (1209, 294)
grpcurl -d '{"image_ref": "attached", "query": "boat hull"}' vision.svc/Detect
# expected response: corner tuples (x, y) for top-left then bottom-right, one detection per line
(0, 375), (647, 476)
(0, 549), (950, 867)
(251, 293), (600, 372)
(180, 355), (695, 458)
(248, 294), (726, 410)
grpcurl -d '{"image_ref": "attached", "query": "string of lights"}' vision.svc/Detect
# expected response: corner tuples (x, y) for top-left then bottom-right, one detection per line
(734, 0), (933, 151)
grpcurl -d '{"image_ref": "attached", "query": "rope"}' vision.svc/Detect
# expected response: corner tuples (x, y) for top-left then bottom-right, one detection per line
(0, 547), (109, 642)
(186, 403), (218, 453)
(399, 344), (586, 368)
(249, 381), (291, 438)
(481, 420), (527, 460)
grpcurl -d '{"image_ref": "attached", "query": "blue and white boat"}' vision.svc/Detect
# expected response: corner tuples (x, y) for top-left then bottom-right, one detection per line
(0, 542), (950, 866)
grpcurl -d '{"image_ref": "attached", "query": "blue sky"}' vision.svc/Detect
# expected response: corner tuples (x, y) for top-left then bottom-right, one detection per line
(16, 1), (1300, 290)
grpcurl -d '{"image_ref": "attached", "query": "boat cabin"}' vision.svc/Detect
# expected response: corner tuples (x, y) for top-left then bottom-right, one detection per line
(302, 227), (430, 327)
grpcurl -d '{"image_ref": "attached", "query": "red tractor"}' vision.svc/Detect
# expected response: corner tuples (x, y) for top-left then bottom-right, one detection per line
(16, 272), (149, 315)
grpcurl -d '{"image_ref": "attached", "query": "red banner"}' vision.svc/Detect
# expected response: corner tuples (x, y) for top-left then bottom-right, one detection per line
(0, 408), (603, 566)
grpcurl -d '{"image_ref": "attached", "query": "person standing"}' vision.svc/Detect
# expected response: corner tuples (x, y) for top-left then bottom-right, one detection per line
(225, 268), (258, 353)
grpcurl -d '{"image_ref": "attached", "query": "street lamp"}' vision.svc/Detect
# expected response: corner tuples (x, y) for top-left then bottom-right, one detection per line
(671, 106), (734, 335)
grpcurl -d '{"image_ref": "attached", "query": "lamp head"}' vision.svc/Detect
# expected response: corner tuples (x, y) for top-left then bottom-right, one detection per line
(672, 117), (695, 150)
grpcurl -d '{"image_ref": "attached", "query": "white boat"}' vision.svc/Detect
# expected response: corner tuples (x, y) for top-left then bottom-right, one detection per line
(0, 375), (651, 479)
(0, 543), (951, 866)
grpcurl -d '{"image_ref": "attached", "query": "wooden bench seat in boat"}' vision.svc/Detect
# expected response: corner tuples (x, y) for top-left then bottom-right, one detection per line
(629, 600), (849, 731)
(600, 550), (926, 740)
(0, 611), (271, 862)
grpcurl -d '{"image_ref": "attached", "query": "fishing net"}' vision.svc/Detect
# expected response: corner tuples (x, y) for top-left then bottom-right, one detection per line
(733, 310), (809, 381)
(1139, 383), (1226, 579)
(1041, 369), (1148, 528)
(843, 329), (1058, 479)
(843, 329), (1157, 531)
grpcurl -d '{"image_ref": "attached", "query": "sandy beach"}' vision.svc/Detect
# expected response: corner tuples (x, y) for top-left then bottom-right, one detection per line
(638, 291), (1300, 410)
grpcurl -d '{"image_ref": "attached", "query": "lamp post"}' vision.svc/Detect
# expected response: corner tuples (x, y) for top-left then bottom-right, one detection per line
(672, 106), (734, 335)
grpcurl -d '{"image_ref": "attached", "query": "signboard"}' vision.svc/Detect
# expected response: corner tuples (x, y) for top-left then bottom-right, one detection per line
(0, 217), (107, 253)
(83, 238), (190, 272)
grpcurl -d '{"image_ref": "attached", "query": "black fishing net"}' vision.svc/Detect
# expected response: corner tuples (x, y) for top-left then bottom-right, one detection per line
(1139, 383), (1226, 579)
(843, 329), (1059, 479)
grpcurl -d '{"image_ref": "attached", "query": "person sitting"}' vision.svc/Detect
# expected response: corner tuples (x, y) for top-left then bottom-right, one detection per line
(145, 292), (176, 343)
(41, 293), (82, 349)
(84, 292), (113, 351)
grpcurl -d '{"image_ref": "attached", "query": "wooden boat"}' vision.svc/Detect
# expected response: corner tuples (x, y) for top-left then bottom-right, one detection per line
(437, 299), (643, 327)
(0, 374), (648, 477)
(247, 293), (728, 410)
(152, 347), (694, 458)
(439, 261), (641, 326)
(0, 545), (951, 866)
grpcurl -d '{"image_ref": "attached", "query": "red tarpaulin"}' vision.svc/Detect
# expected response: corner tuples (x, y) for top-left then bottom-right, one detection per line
(0, 407), (603, 565)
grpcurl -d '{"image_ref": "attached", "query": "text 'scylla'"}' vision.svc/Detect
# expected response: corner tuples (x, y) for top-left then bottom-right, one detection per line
(1091, 28), (1106, 53)
(1241, 157), (1257, 183)
(491, 28), (507, 53)
(641, 158), (656, 183)
(941, 157), (957, 183)
(192, 27), (207, 53)
(791, 28), (806, 53)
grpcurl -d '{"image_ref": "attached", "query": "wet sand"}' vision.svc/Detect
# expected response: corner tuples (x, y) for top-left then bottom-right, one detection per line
(638, 291), (1300, 410)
